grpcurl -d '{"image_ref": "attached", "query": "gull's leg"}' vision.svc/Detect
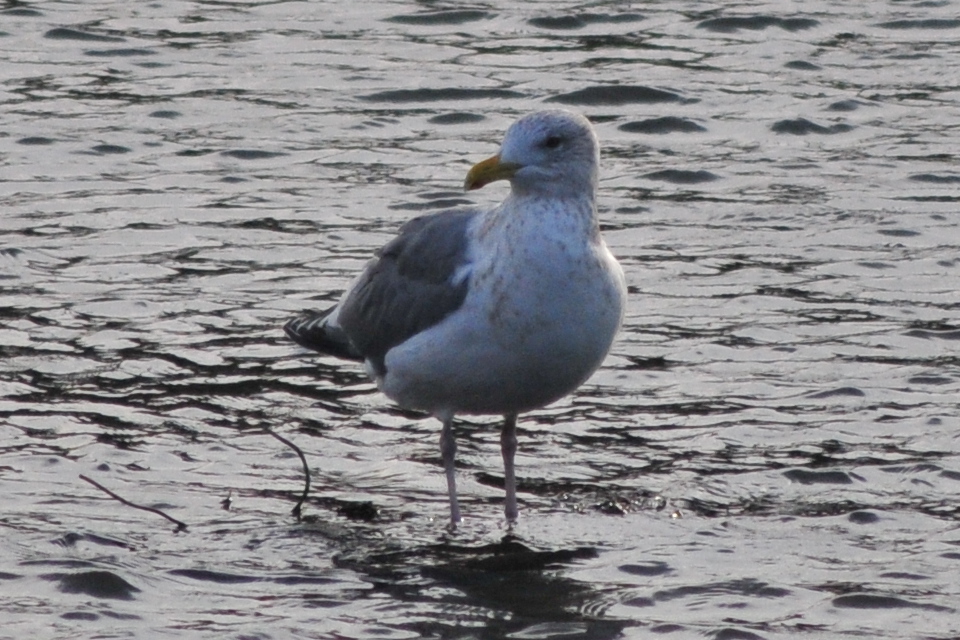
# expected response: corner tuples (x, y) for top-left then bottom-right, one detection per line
(439, 413), (461, 527)
(501, 413), (519, 523)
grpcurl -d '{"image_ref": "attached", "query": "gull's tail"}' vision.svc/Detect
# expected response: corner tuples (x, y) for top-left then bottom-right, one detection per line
(283, 307), (362, 362)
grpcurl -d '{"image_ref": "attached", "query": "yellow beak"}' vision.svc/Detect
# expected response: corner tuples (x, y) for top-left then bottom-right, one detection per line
(464, 155), (522, 191)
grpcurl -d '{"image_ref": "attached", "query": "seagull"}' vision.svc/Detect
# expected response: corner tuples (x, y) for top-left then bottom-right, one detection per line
(284, 109), (626, 527)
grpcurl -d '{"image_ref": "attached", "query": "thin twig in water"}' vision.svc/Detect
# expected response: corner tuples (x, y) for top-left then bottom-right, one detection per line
(265, 428), (311, 520)
(79, 474), (187, 532)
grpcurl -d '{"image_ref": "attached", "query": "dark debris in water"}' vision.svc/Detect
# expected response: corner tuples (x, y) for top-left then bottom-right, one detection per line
(288, 494), (382, 523)
(337, 501), (380, 522)
(52, 570), (141, 600)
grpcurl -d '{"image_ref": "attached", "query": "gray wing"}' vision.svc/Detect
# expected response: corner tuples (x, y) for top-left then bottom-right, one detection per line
(335, 207), (478, 375)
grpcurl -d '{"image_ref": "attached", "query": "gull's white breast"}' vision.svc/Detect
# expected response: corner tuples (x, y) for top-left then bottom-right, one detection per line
(378, 194), (626, 416)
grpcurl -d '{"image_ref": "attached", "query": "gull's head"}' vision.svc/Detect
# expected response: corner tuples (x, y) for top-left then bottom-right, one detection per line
(464, 110), (599, 198)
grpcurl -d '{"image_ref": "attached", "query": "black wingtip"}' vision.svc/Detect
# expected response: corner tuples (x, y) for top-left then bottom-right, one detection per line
(284, 311), (362, 362)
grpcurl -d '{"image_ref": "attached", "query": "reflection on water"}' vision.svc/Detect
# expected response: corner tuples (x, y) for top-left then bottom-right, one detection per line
(2, 0), (960, 638)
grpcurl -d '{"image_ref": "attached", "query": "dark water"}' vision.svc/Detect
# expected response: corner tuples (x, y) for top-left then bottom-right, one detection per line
(3, 1), (960, 638)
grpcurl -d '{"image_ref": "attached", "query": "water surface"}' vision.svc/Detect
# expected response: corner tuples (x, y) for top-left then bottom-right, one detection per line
(2, 1), (960, 638)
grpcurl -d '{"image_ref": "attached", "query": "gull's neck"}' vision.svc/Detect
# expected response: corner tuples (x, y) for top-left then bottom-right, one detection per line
(493, 188), (601, 244)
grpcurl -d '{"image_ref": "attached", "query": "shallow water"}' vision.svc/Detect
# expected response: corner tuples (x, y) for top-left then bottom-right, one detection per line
(3, 0), (960, 638)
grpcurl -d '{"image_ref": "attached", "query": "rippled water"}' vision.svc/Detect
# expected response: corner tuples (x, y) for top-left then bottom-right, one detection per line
(3, 0), (960, 638)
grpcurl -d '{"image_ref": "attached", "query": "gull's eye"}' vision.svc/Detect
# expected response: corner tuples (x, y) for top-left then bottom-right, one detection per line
(543, 135), (563, 149)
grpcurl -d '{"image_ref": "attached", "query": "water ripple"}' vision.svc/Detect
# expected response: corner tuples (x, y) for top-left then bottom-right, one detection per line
(3, 0), (960, 638)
